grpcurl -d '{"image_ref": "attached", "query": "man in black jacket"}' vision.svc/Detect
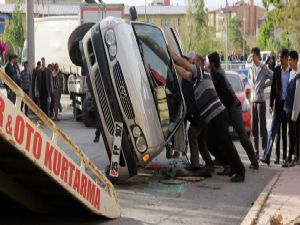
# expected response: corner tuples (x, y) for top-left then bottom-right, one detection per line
(208, 52), (259, 169)
(4, 54), (17, 103)
(261, 49), (290, 165)
(182, 52), (213, 172)
(168, 47), (245, 182)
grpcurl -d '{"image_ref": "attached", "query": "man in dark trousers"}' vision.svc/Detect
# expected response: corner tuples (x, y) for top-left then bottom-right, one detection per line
(5, 54), (17, 103)
(168, 46), (245, 182)
(208, 52), (259, 170)
(31, 61), (41, 105)
(20, 61), (31, 115)
(35, 57), (52, 116)
(261, 49), (290, 166)
(183, 52), (214, 172)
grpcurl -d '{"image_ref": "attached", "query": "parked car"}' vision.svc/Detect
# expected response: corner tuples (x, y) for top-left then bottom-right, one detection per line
(226, 71), (251, 136)
(68, 17), (186, 181)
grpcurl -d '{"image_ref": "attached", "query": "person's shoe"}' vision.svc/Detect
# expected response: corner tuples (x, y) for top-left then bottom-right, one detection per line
(261, 156), (270, 166)
(249, 162), (259, 170)
(274, 158), (280, 164)
(230, 174), (245, 183)
(213, 159), (222, 167)
(53, 118), (60, 121)
(184, 165), (201, 171)
(293, 156), (299, 165)
(205, 164), (215, 173)
(282, 159), (289, 168)
(289, 160), (295, 167)
(93, 136), (99, 143)
(217, 166), (231, 176)
(254, 151), (259, 161)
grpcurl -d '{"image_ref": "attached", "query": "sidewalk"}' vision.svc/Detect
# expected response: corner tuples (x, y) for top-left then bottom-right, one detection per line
(242, 166), (300, 225)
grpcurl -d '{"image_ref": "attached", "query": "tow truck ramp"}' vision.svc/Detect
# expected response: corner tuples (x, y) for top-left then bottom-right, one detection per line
(0, 70), (121, 218)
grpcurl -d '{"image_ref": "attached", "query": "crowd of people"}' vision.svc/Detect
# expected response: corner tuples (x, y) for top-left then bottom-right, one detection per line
(4, 55), (64, 121)
(168, 46), (300, 183)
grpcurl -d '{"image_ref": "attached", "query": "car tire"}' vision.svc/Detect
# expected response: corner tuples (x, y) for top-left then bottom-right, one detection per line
(68, 23), (95, 67)
(82, 98), (96, 127)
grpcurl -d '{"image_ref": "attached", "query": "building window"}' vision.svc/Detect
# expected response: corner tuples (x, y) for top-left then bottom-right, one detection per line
(147, 17), (154, 24)
(161, 18), (171, 27)
(177, 18), (181, 26)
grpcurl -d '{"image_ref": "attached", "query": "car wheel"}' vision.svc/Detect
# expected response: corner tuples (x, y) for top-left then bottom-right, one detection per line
(68, 23), (95, 67)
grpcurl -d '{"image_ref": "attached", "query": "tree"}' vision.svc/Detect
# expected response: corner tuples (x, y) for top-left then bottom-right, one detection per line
(4, 0), (25, 55)
(228, 17), (243, 54)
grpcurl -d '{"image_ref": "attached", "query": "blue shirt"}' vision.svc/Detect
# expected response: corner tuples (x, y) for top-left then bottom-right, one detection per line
(281, 67), (290, 100)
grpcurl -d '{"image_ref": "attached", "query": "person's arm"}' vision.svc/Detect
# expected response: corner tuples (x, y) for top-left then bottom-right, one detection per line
(167, 46), (193, 72)
(247, 69), (252, 87)
(263, 66), (273, 88)
(269, 69), (276, 113)
(174, 65), (193, 82)
(292, 79), (300, 122)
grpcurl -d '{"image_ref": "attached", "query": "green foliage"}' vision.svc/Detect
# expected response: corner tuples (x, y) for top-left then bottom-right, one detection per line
(4, 0), (25, 54)
(181, 0), (223, 56)
(228, 17), (243, 53)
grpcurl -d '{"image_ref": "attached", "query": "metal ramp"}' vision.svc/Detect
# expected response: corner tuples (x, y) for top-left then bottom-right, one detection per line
(0, 70), (121, 218)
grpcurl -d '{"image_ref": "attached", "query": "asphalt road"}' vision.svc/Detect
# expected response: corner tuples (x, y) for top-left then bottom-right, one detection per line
(1, 99), (284, 225)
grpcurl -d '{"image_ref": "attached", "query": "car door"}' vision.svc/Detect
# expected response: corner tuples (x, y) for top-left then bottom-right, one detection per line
(131, 23), (186, 148)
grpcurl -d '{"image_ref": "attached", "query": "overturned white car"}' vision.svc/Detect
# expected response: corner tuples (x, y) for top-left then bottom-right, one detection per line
(68, 16), (186, 181)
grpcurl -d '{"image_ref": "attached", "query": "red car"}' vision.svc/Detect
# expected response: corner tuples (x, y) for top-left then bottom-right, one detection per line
(226, 71), (251, 136)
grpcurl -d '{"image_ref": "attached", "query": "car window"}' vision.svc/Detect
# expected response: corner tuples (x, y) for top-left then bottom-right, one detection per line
(133, 24), (183, 138)
(227, 74), (243, 92)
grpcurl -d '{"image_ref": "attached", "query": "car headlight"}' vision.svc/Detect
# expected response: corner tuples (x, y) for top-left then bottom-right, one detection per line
(242, 99), (251, 112)
(109, 45), (117, 57)
(132, 126), (141, 138)
(136, 137), (147, 153)
(105, 29), (116, 46)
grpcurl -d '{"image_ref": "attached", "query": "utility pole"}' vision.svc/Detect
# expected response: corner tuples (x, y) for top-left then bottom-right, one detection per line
(26, 0), (35, 71)
(144, 0), (147, 22)
(243, 0), (246, 61)
(225, 0), (228, 70)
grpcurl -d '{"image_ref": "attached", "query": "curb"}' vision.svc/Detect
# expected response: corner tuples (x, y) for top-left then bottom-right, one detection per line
(241, 171), (282, 225)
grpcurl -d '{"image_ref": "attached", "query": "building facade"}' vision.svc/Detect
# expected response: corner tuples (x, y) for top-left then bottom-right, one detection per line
(208, 0), (266, 38)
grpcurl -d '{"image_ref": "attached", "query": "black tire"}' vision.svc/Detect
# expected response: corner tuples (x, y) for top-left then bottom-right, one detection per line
(82, 98), (96, 127)
(68, 23), (95, 67)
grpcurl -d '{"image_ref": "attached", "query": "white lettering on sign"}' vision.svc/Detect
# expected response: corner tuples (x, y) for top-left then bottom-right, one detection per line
(0, 95), (101, 210)
(109, 122), (123, 177)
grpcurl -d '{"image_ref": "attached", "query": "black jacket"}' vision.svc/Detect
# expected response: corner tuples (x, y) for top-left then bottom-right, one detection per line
(212, 67), (240, 109)
(270, 65), (291, 112)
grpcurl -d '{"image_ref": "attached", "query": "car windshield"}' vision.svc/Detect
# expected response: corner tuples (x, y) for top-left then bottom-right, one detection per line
(133, 23), (183, 138)
(227, 74), (243, 92)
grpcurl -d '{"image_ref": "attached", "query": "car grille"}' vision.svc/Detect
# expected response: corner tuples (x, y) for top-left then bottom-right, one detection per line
(94, 70), (114, 135)
(113, 62), (135, 120)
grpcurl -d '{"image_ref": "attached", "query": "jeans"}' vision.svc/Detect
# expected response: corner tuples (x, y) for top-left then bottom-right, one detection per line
(265, 109), (286, 158)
